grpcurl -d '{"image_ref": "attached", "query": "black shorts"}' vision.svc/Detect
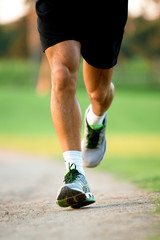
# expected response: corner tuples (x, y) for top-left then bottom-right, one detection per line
(36, 1), (128, 69)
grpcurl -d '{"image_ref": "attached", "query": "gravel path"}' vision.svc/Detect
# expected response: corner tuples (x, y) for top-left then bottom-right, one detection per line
(0, 150), (160, 240)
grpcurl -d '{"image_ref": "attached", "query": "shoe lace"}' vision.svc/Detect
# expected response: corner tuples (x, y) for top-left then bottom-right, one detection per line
(64, 163), (80, 184)
(87, 125), (103, 149)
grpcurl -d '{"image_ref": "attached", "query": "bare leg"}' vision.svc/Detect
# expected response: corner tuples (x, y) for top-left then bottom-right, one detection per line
(82, 60), (115, 168)
(83, 60), (115, 116)
(46, 42), (96, 208)
(45, 40), (81, 152)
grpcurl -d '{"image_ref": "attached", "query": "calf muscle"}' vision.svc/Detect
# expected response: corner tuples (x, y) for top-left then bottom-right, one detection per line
(46, 40), (82, 152)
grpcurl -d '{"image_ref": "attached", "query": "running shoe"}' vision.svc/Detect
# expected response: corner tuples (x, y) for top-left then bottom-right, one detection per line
(56, 163), (95, 208)
(82, 107), (107, 168)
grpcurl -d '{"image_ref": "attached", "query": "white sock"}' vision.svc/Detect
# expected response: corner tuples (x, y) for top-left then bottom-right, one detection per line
(63, 151), (85, 176)
(87, 105), (106, 127)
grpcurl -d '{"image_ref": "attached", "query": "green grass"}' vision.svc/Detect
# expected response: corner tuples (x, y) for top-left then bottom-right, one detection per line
(96, 89), (160, 134)
(0, 87), (160, 135)
(0, 87), (53, 135)
(0, 58), (160, 195)
(97, 156), (160, 192)
(154, 199), (160, 214)
(0, 57), (159, 90)
(0, 86), (160, 193)
(112, 57), (155, 89)
(147, 236), (160, 240)
(0, 58), (39, 88)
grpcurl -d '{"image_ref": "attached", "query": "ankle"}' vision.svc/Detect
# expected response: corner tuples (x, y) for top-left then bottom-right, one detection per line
(87, 105), (107, 127)
(63, 151), (85, 176)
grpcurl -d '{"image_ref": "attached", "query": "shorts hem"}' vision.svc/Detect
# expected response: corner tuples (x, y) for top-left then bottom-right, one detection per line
(82, 54), (118, 69)
(39, 34), (80, 52)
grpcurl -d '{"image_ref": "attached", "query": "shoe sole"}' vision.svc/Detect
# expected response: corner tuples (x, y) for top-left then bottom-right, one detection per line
(56, 186), (95, 208)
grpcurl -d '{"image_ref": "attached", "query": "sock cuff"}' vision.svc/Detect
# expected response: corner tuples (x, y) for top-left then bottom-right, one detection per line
(63, 151), (82, 160)
(87, 104), (107, 127)
(63, 151), (85, 176)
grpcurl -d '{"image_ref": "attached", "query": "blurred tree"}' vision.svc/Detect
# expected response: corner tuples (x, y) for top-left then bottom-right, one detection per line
(0, 19), (28, 58)
(122, 17), (160, 58)
(25, 0), (51, 92)
(121, 16), (160, 87)
(0, 0), (159, 89)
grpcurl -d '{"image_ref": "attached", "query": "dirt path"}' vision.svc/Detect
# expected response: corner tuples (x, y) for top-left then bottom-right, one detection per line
(0, 150), (160, 240)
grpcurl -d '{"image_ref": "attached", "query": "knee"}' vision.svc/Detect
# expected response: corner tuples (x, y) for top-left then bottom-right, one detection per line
(90, 82), (115, 104)
(51, 65), (77, 96)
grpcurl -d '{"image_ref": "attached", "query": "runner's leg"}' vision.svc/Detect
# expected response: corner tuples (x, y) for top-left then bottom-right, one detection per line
(83, 60), (115, 117)
(81, 60), (115, 167)
(45, 40), (81, 152)
(46, 40), (96, 207)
